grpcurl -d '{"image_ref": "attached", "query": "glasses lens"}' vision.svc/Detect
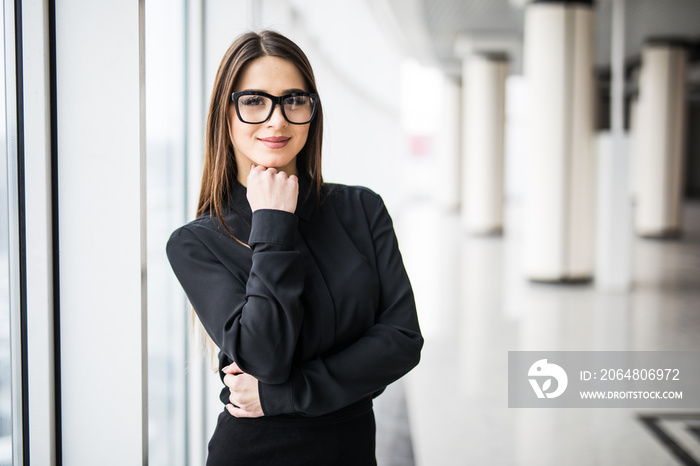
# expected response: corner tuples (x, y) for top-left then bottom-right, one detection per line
(237, 94), (273, 123)
(282, 95), (315, 124)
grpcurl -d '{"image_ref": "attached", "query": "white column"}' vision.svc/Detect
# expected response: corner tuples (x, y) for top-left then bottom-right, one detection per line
(523, 0), (595, 281)
(435, 76), (462, 210)
(56, 1), (148, 464)
(629, 95), (639, 203)
(595, 0), (632, 291)
(461, 53), (508, 235)
(634, 39), (689, 237)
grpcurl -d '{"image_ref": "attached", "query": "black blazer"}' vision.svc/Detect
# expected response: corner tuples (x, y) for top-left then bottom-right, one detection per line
(166, 179), (423, 417)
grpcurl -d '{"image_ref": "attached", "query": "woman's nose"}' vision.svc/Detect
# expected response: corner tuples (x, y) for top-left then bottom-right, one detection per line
(266, 104), (288, 128)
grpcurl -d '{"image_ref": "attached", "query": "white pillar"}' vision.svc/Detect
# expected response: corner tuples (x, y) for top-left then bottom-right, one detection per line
(630, 95), (639, 202)
(523, 0), (595, 281)
(634, 39), (688, 237)
(461, 53), (508, 235)
(595, 0), (632, 291)
(435, 76), (462, 210)
(56, 1), (148, 464)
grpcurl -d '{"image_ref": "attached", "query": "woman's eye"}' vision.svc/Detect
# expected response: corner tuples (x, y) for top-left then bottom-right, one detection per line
(240, 96), (266, 106)
(284, 96), (308, 107)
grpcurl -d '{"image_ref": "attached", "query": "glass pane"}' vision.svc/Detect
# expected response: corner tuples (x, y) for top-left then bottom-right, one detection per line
(146, 0), (187, 464)
(0, 7), (12, 465)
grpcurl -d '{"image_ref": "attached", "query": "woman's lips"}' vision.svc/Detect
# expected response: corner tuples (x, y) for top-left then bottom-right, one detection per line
(258, 136), (290, 149)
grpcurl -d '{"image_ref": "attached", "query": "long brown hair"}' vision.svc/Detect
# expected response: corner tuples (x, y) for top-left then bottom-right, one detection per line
(197, 30), (324, 231)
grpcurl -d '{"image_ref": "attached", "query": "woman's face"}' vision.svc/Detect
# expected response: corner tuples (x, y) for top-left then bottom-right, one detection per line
(228, 56), (311, 184)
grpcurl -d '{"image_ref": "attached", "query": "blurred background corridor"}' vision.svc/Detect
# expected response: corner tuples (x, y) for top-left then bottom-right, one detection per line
(1, 0), (699, 465)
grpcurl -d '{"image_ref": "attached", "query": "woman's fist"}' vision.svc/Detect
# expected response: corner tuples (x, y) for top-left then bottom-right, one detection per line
(246, 165), (298, 213)
(222, 362), (264, 418)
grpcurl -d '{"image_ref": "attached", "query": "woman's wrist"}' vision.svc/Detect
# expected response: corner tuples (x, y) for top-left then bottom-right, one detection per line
(248, 209), (298, 250)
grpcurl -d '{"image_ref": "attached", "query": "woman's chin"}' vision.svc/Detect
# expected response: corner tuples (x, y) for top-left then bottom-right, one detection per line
(252, 157), (297, 173)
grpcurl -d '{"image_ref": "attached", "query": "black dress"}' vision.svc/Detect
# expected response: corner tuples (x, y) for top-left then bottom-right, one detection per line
(166, 178), (423, 465)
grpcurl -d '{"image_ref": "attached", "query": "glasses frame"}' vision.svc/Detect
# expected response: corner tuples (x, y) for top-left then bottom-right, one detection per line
(231, 90), (319, 125)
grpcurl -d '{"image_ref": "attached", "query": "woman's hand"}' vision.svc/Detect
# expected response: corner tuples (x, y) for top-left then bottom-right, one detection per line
(246, 165), (298, 213)
(222, 362), (264, 418)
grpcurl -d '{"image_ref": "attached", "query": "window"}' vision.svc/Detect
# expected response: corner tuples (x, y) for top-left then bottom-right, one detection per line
(0, 2), (20, 464)
(0, 9), (12, 457)
(146, 1), (188, 464)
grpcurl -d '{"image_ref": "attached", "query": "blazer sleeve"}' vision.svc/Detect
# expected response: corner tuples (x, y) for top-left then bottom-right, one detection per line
(166, 209), (304, 384)
(258, 193), (423, 416)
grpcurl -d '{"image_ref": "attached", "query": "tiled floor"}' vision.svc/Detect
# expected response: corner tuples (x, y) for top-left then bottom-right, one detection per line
(383, 200), (700, 466)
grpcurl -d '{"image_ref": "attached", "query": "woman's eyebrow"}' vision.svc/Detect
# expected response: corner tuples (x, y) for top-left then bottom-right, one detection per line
(240, 88), (308, 95)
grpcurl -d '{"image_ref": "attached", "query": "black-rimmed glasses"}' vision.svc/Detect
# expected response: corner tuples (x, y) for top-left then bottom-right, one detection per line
(231, 91), (319, 125)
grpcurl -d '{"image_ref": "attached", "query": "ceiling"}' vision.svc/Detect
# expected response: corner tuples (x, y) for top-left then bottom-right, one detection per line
(379, 0), (700, 77)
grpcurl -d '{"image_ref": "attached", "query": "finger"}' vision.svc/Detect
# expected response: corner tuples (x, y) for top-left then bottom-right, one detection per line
(248, 164), (264, 177)
(226, 403), (240, 416)
(226, 403), (255, 418)
(228, 394), (249, 410)
(221, 363), (243, 375)
(247, 167), (258, 183)
(223, 373), (237, 387)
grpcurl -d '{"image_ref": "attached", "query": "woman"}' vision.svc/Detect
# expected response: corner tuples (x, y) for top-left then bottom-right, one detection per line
(166, 30), (423, 465)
